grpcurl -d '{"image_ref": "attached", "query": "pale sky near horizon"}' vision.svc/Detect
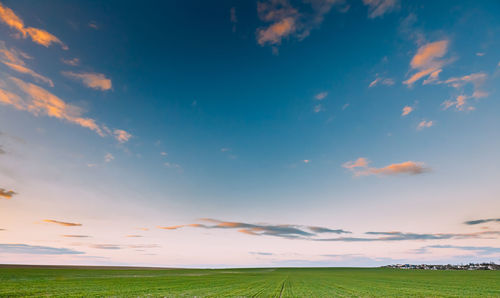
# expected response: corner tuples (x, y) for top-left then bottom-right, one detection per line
(0, 0), (499, 267)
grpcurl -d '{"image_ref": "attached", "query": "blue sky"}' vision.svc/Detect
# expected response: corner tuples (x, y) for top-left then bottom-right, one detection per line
(0, 0), (499, 267)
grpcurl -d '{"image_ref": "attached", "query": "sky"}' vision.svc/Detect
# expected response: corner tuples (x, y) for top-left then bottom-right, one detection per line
(0, 0), (499, 268)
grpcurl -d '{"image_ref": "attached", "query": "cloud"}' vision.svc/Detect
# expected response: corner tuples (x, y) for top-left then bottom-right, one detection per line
(401, 106), (413, 116)
(441, 73), (488, 111)
(0, 77), (129, 141)
(313, 103), (323, 113)
(342, 157), (369, 169)
(159, 218), (350, 240)
(424, 245), (500, 256)
(0, 243), (84, 254)
(417, 120), (433, 130)
(61, 58), (80, 66)
(42, 219), (82, 227)
(90, 244), (121, 250)
(316, 230), (500, 242)
(464, 218), (500, 225)
(104, 153), (114, 163)
(315, 91), (328, 100)
(164, 162), (181, 169)
(113, 129), (132, 143)
(62, 71), (112, 91)
(0, 188), (16, 199)
(256, 0), (344, 48)
(369, 77), (395, 88)
(0, 77), (105, 135)
(249, 252), (274, 256)
(308, 226), (351, 234)
(230, 7), (237, 33)
(363, 0), (398, 18)
(0, 3), (67, 49)
(1, 61), (53, 87)
(404, 40), (449, 86)
(88, 21), (98, 30)
(343, 158), (429, 176)
(0, 41), (53, 86)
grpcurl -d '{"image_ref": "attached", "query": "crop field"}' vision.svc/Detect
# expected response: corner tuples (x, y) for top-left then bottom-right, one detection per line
(0, 266), (499, 297)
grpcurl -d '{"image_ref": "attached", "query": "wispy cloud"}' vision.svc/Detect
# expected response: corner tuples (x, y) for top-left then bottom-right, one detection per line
(342, 157), (369, 169)
(62, 235), (90, 238)
(88, 21), (98, 30)
(313, 103), (323, 113)
(316, 230), (500, 242)
(159, 218), (350, 240)
(0, 2), (67, 49)
(1, 61), (54, 87)
(464, 218), (500, 225)
(343, 158), (429, 176)
(315, 91), (328, 100)
(256, 0), (345, 49)
(0, 188), (16, 199)
(113, 129), (132, 143)
(362, 0), (399, 19)
(0, 77), (130, 142)
(441, 73), (488, 111)
(62, 71), (112, 91)
(404, 40), (449, 86)
(42, 219), (82, 227)
(230, 7), (237, 33)
(0, 77), (104, 136)
(90, 244), (121, 250)
(0, 41), (53, 86)
(417, 120), (433, 130)
(369, 77), (395, 88)
(0, 243), (84, 254)
(249, 251), (274, 256)
(104, 153), (114, 163)
(424, 245), (500, 256)
(401, 105), (413, 116)
(61, 57), (80, 66)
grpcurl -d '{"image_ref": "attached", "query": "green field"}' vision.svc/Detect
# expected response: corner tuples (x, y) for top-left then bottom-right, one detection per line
(0, 266), (499, 297)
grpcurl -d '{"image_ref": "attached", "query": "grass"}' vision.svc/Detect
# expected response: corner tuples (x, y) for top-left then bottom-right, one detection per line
(0, 266), (499, 297)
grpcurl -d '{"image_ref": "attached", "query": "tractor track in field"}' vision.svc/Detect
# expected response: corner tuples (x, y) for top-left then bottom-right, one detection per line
(278, 276), (288, 298)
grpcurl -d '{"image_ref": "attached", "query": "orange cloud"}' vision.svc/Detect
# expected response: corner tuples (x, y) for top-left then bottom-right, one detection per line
(0, 2), (67, 49)
(43, 219), (82, 227)
(1, 77), (130, 141)
(114, 129), (131, 143)
(0, 188), (16, 199)
(343, 158), (429, 176)
(1, 61), (53, 87)
(62, 71), (112, 91)
(401, 106), (413, 116)
(417, 120), (433, 130)
(404, 40), (449, 86)
(257, 17), (296, 46)
(256, 0), (342, 48)
(0, 41), (53, 86)
(440, 73), (488, 111)
(342, 157), (369, 169)
(364, 161), (429, 176)
(1, 77), (105, 136)
(157, 225), (185, 230)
